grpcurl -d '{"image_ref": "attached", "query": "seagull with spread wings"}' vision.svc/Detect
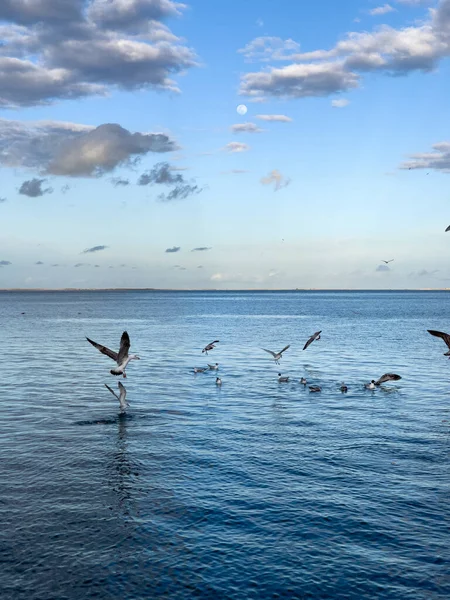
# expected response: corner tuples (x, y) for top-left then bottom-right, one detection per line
(381, 259), (394, 264)
(105, 382), (129, 412)
(202, 340), (219, 354)
(303, 331), (322, 351)
(427, 330), (450, 356)
(374, 373), (401, 386)
(86, 331), (140, 378)
(261, 344), (290, 365)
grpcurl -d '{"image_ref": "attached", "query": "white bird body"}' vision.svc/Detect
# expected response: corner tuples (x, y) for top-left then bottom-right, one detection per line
(300, 377), (307, 385)
(208, 363), (219, 370)
(365, 381), (376, 390)
(216, 377), (222, 386)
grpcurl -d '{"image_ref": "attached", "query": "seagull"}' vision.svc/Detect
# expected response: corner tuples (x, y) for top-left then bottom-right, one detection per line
(446, 226), (450, 232)
(428, 330), (450, 355)
(202, 340), (219, 354)
(105, 382), (129, 412)
(278, 373), (289, 383)
(86, 331), (140, 378)
(309, 385), (321, 392)
(381, 259), (394, 264)
(193, 367), (207, 373)
(375, 373), (402, 386)
(365, 380), (376, 390)
(208, 363), (219, 370)
(300, 377), (307, 385)
(216, 377), (222, 386)
(303, 331), (322, 351)
(261, 345), (290, 364)
(340, 383), (348, 393)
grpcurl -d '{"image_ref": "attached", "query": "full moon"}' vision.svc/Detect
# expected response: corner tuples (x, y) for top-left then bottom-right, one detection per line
(236, 104), (248, 115)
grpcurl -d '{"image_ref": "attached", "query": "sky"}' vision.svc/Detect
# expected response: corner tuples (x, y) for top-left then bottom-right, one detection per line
(1, 0), (450, 290)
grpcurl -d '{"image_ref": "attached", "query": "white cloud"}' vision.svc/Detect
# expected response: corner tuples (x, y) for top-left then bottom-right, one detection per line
(255, 114), (292, 122)
(238, 36), (301, 62)
(369, 4), (396, 16)
(224, 142), (250, 153)
(399, 141), (450, 172)
(331, 98), (350, 107)
(230, 122), (263, 133)
(260, 169), (290, 191)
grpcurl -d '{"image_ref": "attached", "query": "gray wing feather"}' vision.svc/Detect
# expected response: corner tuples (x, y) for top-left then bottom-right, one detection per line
(428, 329), (450, 350)
(262, 348), (276, 357)
(279, 345), (290, 354)
(117, 331), (130, 364)
(87, 337), (118, 362)
(375, 373), (402, 386)
(105, 383), (119, 399)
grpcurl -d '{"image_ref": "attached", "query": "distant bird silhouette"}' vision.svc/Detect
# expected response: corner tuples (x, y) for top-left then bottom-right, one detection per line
(303, 331), (321, 351)
(202, 340), (219, 354)
(340, 383), (348, 393)
(381, 259), (394, 264)
(262, 345), (290, 364)
(427, 330), (450, 356)
(445, 226), (450, 232)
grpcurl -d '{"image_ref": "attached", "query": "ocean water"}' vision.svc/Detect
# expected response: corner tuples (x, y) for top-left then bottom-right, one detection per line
(1, 290), (449, 600)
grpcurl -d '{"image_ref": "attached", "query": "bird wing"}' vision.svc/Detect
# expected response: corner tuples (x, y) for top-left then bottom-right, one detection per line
(427, 329), (450, 350)
(279, 344), (290, 355)
(209, 340), (220, 345)
(262, 348), (276, 358)
(87, 337), (118, 361)
(118, 381), (127, 399)
(117, 331), (130, 364)
(375, 373), (402, 386)
(105, 383), (119, 399)
(446, 226), (450, 232)
(303, 332), (320, 351)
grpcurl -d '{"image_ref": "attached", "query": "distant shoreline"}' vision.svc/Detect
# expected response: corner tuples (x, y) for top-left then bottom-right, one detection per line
(1, 288), (449, 293)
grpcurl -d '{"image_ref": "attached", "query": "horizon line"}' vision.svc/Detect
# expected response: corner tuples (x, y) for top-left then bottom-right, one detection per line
(1, 288), (449, 292)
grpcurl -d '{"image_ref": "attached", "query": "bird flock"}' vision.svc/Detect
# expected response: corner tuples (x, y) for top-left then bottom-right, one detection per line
(85, 327), (450, 412)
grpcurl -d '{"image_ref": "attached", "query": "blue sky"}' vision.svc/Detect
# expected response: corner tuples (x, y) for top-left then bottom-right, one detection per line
(1, 0), (450, 289)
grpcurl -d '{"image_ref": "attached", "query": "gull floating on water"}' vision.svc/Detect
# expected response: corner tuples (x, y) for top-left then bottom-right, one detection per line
(365, 380), (376, 390)
(202, 340), (219, 354)
(309, 385), (321, 393)
(303, 331), (322, 351)
(340, 383), (348, 393)
(216, 377), (222, 386)
(300, 377), (307, 385)
(262, 345), (290, 365)
(208, 363), (219, 370)
(193, 367), (207, 373)
(86, 331), (140, 378)
(105, 382), (129, 412)
(427, 330), (450, 356)
(278, 373), (289, 383)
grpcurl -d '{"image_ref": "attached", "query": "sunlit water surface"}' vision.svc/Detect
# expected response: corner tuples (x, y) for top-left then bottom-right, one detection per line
(1, 291), (449, 599)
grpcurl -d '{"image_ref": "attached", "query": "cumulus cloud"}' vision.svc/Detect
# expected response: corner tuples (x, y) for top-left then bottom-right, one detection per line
(224, 142), (249, 153)
(376, 264), (391, 272)
(369, 4), (396, 15)
(0, 260), (12, 266)
(255, 114), (292, 122)
(260, 169), (291, 191)
(230, 122), (263, 133)
(332, 98), (350, 107)
(82, 245), (108, 253)
(239, 0), (450, 100)
(0, 0), (197, 107)
(111, 176), (130, 186)
(165, 246), (181, 253)
(400, 141), (450, 172)
(19, 178), (53, 197)
(0, 119), (177, 177)
(138, 161), (203, 201)
(191, 247), (211, 252)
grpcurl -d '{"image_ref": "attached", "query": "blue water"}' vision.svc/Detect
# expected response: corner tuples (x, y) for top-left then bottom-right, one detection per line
(1, 291), (449, 599)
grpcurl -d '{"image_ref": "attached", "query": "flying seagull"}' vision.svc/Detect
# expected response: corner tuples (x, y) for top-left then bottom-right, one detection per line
(261, 344), (290, 364)
(374, 373), (401, 386)
(303, 331), (322, 351)
(427, 330), (450, 356)
(381, 259), (394, 264)
(202, 340), (219, 354)
(86, 331), (140, 378)
(105, 382), (129, 412)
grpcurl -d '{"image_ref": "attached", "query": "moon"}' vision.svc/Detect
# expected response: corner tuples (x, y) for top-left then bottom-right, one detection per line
(236, 104), (248, 115)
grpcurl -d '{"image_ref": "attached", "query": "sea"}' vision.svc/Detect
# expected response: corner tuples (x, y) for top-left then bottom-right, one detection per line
(1, 290), (449, 600)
